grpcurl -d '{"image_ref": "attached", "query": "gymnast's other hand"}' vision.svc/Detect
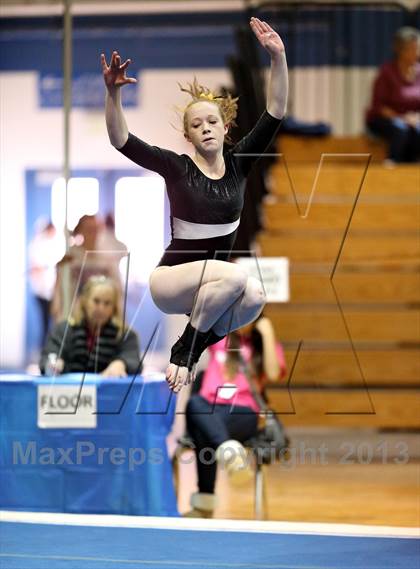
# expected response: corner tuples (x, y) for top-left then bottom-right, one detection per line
(250, 17), (285, 59)
(101, 51), (137, 92)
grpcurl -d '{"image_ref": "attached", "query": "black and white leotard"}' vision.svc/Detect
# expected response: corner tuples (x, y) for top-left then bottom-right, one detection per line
(117, 109), (282, 267)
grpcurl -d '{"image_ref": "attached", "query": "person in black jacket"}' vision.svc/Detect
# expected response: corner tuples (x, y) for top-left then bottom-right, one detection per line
(40, 275), (141, 377)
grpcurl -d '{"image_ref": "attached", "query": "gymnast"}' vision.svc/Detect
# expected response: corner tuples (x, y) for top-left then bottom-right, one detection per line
(101, 17), (288, 392)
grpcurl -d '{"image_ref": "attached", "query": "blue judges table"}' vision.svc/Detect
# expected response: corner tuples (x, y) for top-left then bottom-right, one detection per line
(0, 373), (178, 517)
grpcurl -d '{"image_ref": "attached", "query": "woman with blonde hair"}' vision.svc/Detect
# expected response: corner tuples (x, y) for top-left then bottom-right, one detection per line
(102, 17), (288, 392)
(40, 275), (141, 377)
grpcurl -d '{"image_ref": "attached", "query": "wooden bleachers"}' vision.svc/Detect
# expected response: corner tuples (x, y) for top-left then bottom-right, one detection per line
(279, 134), (388, 163)
(260, 138), (419, 428)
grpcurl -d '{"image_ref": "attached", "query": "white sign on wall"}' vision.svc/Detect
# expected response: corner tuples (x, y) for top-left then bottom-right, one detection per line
(236, 257), (290, 303)
(37, 385), (97, 429)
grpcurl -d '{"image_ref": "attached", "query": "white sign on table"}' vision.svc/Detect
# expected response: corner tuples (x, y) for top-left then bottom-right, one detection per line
(37, 385), (97, 429)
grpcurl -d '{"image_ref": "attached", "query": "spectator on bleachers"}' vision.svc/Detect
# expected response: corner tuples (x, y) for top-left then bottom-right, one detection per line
(366, 27), (420, 163)
(184, 314), (286, 518)
(51, 214), (125, 321)
(40, 275), (141, 377)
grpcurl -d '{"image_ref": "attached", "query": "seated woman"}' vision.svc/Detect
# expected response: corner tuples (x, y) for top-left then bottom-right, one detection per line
(40, 275), (141, 377)
(184, 315), (287, 518)
(366, 26), (420, 163)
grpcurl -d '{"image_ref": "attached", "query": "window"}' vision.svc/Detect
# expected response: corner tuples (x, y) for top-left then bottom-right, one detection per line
(115, 176), (165, 283)
(51, 177), (99, 231)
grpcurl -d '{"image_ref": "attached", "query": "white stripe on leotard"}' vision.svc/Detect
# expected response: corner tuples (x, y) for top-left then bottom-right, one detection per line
(172, 216), (240, 240)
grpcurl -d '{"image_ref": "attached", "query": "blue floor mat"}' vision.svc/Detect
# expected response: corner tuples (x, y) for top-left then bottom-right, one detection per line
(1, 521), (419, 569)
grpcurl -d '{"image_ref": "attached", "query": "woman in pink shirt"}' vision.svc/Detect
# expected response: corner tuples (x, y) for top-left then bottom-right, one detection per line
(366, 27), (420, 163)
(184, 315), (287, 518)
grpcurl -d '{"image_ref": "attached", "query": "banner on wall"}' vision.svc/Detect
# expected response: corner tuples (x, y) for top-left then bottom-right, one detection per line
(38, 72), (138, 108)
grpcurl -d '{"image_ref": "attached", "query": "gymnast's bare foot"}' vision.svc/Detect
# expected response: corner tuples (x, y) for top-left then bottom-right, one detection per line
(166, 363), (196, 392)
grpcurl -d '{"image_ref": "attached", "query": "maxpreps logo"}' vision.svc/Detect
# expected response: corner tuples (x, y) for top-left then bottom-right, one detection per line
(37, 385), (97, 429)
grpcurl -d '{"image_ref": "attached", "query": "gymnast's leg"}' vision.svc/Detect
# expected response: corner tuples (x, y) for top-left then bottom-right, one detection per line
(149, 260), (249, 389)
(149, 260), (248, 328)
(211, 275), (266, 337)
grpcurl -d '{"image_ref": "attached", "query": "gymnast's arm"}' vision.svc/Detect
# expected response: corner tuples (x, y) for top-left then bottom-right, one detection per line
(102, 51), (136, 149)
(105, 87), (130, 149)
(250, 16), (288, 118)
(230, 18), (288, 176)
(102, 50), (182, 179)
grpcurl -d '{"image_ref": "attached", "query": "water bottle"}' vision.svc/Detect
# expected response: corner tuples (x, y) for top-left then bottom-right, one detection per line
(45, 353), (58, 376)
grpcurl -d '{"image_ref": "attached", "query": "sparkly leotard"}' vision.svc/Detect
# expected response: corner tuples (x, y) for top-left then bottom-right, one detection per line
(117, 110), (282, 267)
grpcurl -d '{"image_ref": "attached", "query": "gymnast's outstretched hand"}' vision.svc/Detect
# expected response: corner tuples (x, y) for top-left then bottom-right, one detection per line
(101, 50), (137, 92)
(250, 17), (285, 58)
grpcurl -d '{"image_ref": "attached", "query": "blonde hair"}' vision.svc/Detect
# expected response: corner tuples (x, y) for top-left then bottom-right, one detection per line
(177, 77), (239, 145)
(69, 275), (124, 338)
